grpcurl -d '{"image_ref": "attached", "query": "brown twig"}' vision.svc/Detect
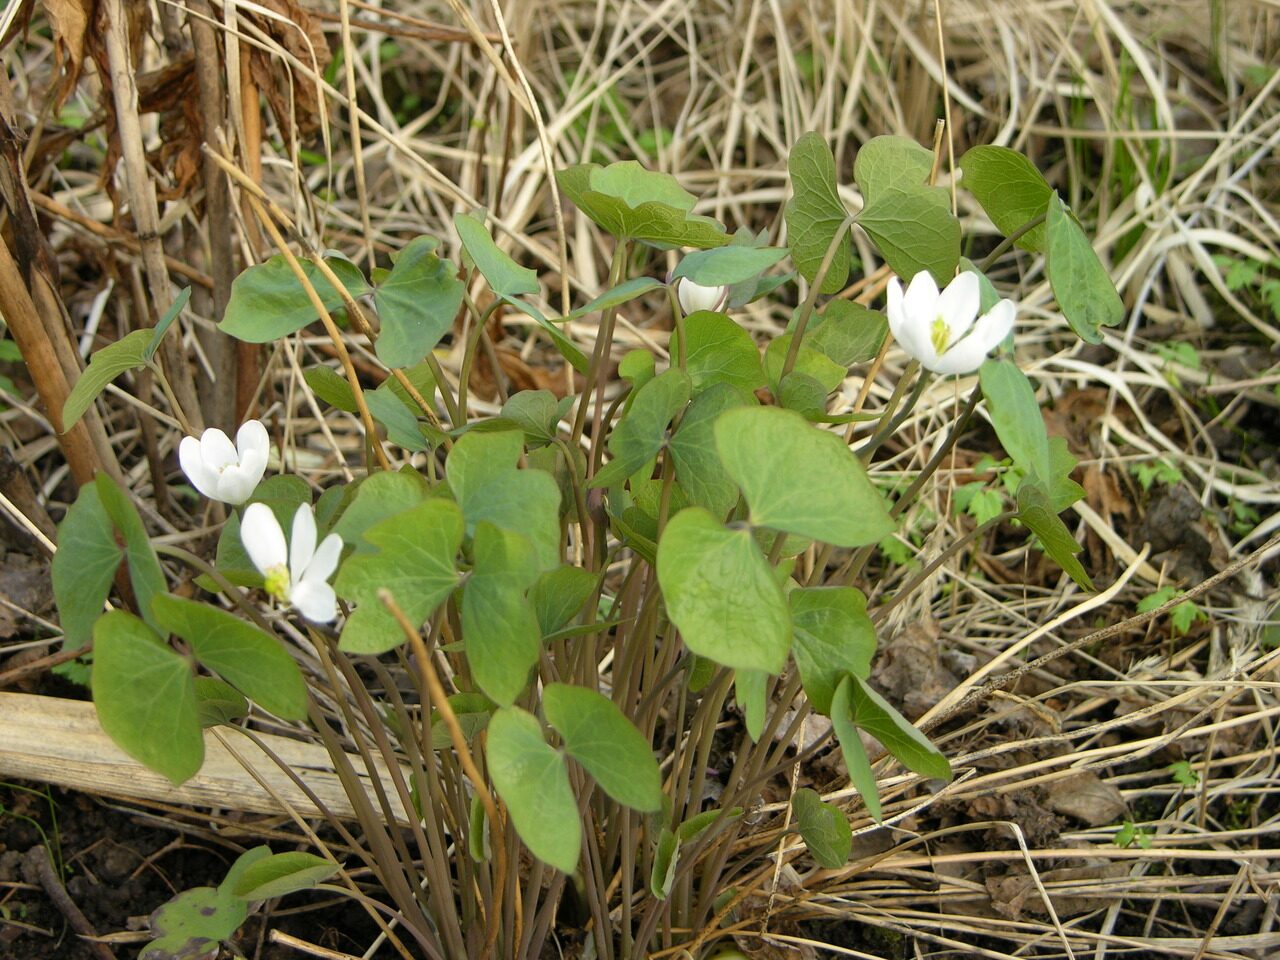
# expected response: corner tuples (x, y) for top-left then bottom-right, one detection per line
(22, 844), (116, 960)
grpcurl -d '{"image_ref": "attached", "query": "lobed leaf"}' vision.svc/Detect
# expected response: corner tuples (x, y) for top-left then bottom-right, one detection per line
(544, 683), (663, 812)
(715, 406), (894, 547)
(958, 146), (1052, 252)
(92, 612), (202, 786)
(151, 594), (308, 721)
(792, 787), (852, 869)
(1045, 193), (1125, 343)
(785, 133), (852, 293)
(488, 707), (581, 873)
(336, 499), (463, 654)
(656, 507), (791, 674)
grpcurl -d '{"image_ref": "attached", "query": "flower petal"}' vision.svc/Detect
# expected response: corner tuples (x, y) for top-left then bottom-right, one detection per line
(216, 465), (259, 505)
(901, 270), (940, 321)
(289, 578), (338, 623)
(886, 277), (906, 339)
(971, 298), (1016, 351)
(241, 503), (288, 575)
(200, 428), (239, 472)
(927, 335), (991, 375)
(289, 504), (317, 583)
(936, 272), (980, 341)
(888, 275), (940, 369)
(179, 436), (220, 500)
(235, 420), (270, 489)
(303, 533), (344, 585)
(930, 299), (1015, 376)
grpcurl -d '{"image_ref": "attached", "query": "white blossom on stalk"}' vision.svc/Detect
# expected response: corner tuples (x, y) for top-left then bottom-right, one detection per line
(886, 271), (1016, 376)
(241, 502), (343, 623)
(179, 420), (270, 505)
(676, 277), (730, 314)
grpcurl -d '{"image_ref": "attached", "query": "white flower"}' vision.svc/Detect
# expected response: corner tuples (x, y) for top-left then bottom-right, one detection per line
(179, 420), (270, 505)
(676, 277), (729, 314)
(241, 502), (343, 623)
(886, 271), (1016, 376)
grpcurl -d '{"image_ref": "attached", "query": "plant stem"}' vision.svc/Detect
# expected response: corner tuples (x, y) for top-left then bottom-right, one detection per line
(977, 211), (1048, 272)
(780, 215), (856, 382)
(572, 240), (630, 448)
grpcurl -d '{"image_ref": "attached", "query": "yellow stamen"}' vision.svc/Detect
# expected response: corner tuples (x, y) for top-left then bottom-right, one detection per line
(263, 565), (291, 602)
(931, 317), (951, 356)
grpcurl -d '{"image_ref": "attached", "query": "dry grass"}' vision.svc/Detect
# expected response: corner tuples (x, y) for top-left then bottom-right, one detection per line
(2, 0), (1279, 957)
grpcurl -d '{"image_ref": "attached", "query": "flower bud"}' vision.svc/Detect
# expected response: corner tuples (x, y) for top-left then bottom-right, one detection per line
(676, 277), (729, 314)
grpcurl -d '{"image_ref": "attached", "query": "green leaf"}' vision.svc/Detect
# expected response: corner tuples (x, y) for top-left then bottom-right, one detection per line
(979, 359), (1083, 512)
(668, 383), (751, 519)
(979, 360), (1049, 478)
(336, 499), (464, 654)
(556, 162), (727, 249)
(373, 236), (466, 368)
(530, 565), (597, 636)
(232, 852), (339, 900)
(672, 246), (790, 287)
(366, 385), (430, 451)
(52, 480), (121, 650)
(145, 287), (190, 362)
(429, 693), (493, 750)
(454, 211), (539, 296)
(678, 806), (741, 843)
(487, 707), (581, 873)
(789, 587), (876, 715)
(736, 669), (768, 742)
(544, 683), (663, 812)
(785, 133), (852, 293)
(650, 807), (744, 898)
(332, 470), (430, 552)
(763, 334), (846, 396)
(808, 301), (887, 366)
(1045, 193), (1124, 343)
(669, 312), (765, 395)
(776, 371), (833, 420)
(845, 673), (951, 782)
(62, 328), (151, 430)
(461, 523), (542, 706)
(383, 360), (438, 410)
(619, 348), (656, 392)
(853, 135), (934, 203)
(447, 428), (562, 572)
(958, 146), (1052, 252)
(94, 474), (166, 637)
(496, 295), (591, 373)
(194, 678), (249, 727)
(650, 828), (679, 899)
(591, 369), (691, 488)
(792, 787), (852, 869)
(656, 507), (791, 673)
(92, 611), (202, 785)
(832, 677), (881, 822)
(563, 277), (663, 321)
(151, 594), (308, 721)
(248, 475), (313, 529)
(220, 254), (371, 342)
(715, 406), (894, 547)
(141, 847), (270, 960)
(500, 390), (567, 446)
(857, 186), (960, 286)
(1017, 481), (1093, 589)
(303, 366), (358, 413)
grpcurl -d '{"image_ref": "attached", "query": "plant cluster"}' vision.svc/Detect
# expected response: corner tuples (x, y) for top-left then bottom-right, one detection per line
(52, 133), (1121, 958)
